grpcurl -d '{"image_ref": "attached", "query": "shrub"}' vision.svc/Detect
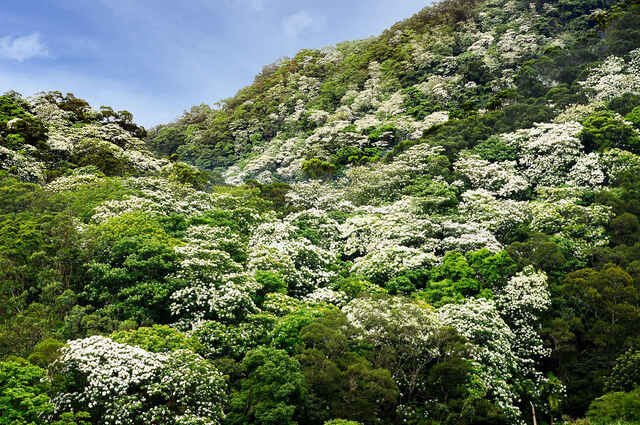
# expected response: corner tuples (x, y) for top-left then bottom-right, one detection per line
(587, 389), (640, 422)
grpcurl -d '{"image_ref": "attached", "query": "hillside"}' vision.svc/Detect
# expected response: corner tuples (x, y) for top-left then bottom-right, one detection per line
(2, 0), (640, 424)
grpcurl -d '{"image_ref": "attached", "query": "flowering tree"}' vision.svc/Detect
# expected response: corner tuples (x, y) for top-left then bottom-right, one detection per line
(438, 299), (522, 421)
(50, 336), (227, 425)
(342, 297), (440, 400)
(170, 225), (258, 327)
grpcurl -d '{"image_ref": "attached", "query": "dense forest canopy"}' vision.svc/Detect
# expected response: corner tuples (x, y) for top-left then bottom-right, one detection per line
(2, 0), (640, 424)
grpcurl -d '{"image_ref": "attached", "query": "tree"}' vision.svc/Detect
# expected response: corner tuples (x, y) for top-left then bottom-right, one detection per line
(627, 105), (640, 128)
(580, 110), (640, 154)
(296, 312), (398, 424)
(0, 358), (53, 425)
(558, 264), (640, 414)
(416, 251), (482, 306)
(227, 347), (308, 425)
(587, 389), (640, 422)
(605, 348), (640, 392)
(302, 158), (336, 180)
(50, 336), (226, 425)
(82, 213), (181, 325)
(110, 324), (201, 353)
(343, 297), (440, 404)
(0, 94), (48, 150)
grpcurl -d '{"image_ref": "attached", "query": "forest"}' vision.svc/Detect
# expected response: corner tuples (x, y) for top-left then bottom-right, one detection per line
(2, 0), (640, 424)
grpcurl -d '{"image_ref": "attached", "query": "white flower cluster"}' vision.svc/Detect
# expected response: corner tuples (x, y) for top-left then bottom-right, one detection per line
(567, 152), (606, 187)
(439, 220), (503, 254)
(581, 49), (640, 102)
(458, 189), (531, 240)
(340, 198), (439, 281)
(343, 143), (448, 205)
(497, 267), (551, 370)
(438, 299), (523, 422)
(415, 74), (463, 103)
(304, 287), (349, 307)
(494, 25), (545, 65)
(170, 225), (258, 326)
(30, 96), (167, 174)
(501, 122), (584, 187)
(45, 172), (104, 192)
(0, 145), (46, 183)
(339, 195), (506, 281)
(248, 210), (340, 297)
(600, 148), (640, 183)
(286, 180), (352, 211)
(343, 297), (439, 350)
(529, 186), (612, 258)
(91, 177), (217, 222)
(51, 336), (226, 425)
(343, 297), (441, 394)
(455, 154), (529, 197)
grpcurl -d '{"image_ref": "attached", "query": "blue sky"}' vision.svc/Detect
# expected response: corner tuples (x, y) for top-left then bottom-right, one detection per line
(0, 1), (430, 127)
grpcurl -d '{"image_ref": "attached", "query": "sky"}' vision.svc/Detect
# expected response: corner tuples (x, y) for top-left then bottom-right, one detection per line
(0, 1), (431, 128)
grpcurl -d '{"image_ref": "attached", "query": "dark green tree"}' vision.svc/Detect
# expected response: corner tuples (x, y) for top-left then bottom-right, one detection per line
(228, 347), (308, 425)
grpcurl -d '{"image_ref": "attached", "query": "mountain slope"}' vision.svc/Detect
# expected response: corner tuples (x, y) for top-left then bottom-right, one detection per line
(1, 0), (640, 424)
(149, 0), (640, 184)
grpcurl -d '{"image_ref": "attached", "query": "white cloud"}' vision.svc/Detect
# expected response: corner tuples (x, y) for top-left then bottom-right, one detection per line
(0, 33), (49, 62)
(282, 11), (316, 38)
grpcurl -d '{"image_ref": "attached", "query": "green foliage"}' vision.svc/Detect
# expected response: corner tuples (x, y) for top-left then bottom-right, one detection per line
(193, 314), (275, 361)
(0, 357), (53, 425)
(97, 106), (147, 139)
(417, 252), (482, 305)
(302, 158), (336, 179)
(580, 110), (640, 154)
(333, 146), (381, 166)
(473, 135), (518, 162)
(334, 276), (386, 299)
(603, 0), (640, 55)
(405, 177), (458, 212)
(146, 125), (186, 156)
(0, 173), (90, 357)
(271, 307), (330, 354)
(245, 180), (292, 213)
(413, 250), (516, 305)
(627, 106), (640, 129)
(72, 139), (130, 176)
(609, 93), (640, 116)
(556, 264), (640, 413)
(299, 312), (399, 424)
(403, 86), (441, 120)
(609, 213), (640, 246)
(254, 270), (288, 306)
(169, 161), (210, 189)
(587, 389), (640, 422)
(0, 94), (48, 151)
(27, 338), (64, 368)
(546, 84), (587, 109)
(508, 233), (573, 275)
(366, 124), (397, 143)
(82, 213), (181, 325)
(606, 349), (640, 393)
(228, 347), (308, 425)
(515, 64), (547, 98)
(110, 325), (201, 353)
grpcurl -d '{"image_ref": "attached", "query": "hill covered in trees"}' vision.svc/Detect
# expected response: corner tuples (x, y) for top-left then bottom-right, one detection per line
(2, 0), (640, 424)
